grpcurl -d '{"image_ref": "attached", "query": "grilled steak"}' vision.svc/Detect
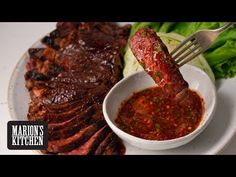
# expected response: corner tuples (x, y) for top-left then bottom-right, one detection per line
(130, 28), (188, 96)
(25, 22), (131, 155)
(61, 125), (111, 155)
(94, 132), (116, 155)
(47, 119), (106, 153)
(102, 135), (125, 155)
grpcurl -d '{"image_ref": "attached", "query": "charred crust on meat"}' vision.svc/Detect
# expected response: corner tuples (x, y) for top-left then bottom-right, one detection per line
(25, 69), (49, 81)
(25, 22), (131, 155)
(130, 28), (188, 96)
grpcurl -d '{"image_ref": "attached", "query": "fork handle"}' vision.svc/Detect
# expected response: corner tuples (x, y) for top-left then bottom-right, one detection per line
(214, 22), (236, 33)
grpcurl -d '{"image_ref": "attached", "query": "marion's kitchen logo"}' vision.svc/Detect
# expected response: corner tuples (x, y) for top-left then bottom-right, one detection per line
(7, 121), (48, 150)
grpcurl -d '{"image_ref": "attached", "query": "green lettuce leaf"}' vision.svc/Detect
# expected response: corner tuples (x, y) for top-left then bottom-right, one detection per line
(204, 40), (236, 78)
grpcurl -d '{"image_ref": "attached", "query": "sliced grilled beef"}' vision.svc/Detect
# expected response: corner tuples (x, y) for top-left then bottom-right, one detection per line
(130, 28), (188, 97)
(102, 136), (120, 155)
(94, 132), (116, 155)
(48, 114), (94, 141)
(47, 119), (106, 153)
(48, 105), (95, 132)
(25, 22), (131, 155)
(61, 125), (111, 155)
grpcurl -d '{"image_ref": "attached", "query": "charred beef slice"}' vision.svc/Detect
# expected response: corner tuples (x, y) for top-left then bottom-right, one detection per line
(25, 22), (131, 155)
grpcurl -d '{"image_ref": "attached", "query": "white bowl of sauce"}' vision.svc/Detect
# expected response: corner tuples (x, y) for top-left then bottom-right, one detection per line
(103, 64), (217, 150)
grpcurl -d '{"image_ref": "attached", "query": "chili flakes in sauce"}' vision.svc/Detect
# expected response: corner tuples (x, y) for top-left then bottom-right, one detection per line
(115, 87), (204, 140)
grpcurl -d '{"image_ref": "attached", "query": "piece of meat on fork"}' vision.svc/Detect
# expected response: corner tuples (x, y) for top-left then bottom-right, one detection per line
(130, 28), (188, 97)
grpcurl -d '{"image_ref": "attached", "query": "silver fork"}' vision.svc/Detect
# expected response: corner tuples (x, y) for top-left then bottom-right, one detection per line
(170, 22), (236, 67)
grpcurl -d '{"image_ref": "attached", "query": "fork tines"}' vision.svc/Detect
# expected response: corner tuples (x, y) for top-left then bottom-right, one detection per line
(170, 37), (203, 67)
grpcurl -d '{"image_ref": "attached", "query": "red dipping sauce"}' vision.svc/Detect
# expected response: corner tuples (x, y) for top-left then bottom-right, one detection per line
(115, 87), (204, 140)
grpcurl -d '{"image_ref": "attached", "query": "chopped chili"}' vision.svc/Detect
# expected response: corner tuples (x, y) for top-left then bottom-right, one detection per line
(115, 87), (204, 140)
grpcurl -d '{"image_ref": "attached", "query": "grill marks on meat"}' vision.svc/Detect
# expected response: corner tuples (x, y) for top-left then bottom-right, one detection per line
(61, 125), (111, 155)
(95, 132), (116, 155)
(47, 119), (106, 153)
(25, 22), (131, 155)
(130, 28), (188, 96)
(48, 106), (95, 140)
(101, 133), (125, 155)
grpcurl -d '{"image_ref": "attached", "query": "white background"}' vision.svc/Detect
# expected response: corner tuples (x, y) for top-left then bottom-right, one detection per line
(0, 22), (235, 154)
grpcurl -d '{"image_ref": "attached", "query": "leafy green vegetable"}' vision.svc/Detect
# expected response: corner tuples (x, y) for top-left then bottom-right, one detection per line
(169, 22), (222, 36)
(123, 47), (143, 77)
(204, 40), (236, 78)
(128, 22), (236, 79)
(159, 22), (177, 33)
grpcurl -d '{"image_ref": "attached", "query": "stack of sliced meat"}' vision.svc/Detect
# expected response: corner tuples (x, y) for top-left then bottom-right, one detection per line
(25, 22), (131, 155)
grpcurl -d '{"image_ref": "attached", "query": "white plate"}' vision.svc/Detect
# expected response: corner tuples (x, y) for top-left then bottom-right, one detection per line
(8, 24), (236, 155)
